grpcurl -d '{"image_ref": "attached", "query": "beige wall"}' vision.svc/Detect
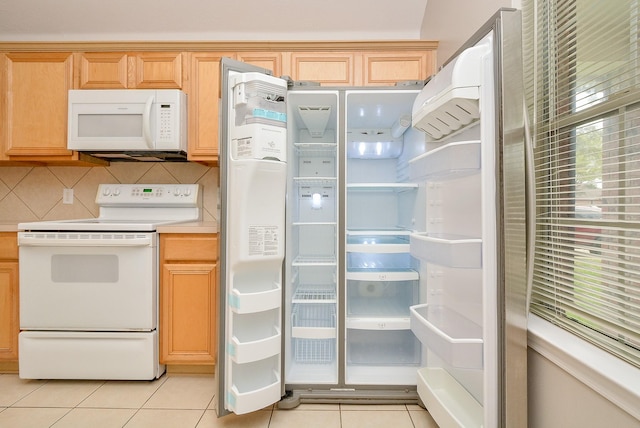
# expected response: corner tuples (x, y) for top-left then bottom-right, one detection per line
(421, 0), (515, 68)
(0, 163), (218, 223)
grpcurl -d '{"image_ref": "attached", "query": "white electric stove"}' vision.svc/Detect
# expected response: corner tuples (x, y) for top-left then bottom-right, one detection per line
(17, 184), (202, 380)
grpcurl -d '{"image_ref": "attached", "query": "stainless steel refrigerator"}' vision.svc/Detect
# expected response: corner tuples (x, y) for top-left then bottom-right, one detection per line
(216, 9), (527, 427)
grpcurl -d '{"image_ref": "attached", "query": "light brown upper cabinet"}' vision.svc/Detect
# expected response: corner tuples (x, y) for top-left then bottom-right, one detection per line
(285, 52), (357, 86)
(0, 52), (82, 162)
(184, 52), (236, 164)
(76, 52), (183, 89)
(236, 52), (282, 77)
(362, 51), (434, 86)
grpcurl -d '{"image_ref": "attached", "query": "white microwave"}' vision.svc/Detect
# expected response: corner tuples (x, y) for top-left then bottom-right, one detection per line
(68, 89), (187, 156)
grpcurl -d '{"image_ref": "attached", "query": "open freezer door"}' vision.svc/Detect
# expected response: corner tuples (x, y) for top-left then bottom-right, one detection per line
(216, 58), (288, 416)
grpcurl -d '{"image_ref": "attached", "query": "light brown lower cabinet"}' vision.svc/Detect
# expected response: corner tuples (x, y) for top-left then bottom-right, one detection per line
(0, 233), (19, 362)
(160, 233), (218, 365)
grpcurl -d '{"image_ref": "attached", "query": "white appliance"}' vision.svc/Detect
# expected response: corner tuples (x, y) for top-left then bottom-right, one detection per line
(216, 9), (527, 427)
(67, 89), (187, 161)
(17, 184), (201, 380)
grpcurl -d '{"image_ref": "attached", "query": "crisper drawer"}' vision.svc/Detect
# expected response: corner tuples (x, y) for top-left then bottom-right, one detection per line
(346, 270), (418, 318)
(346, 329), (420, 366)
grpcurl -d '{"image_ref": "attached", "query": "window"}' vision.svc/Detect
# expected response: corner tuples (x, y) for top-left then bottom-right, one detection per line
(525, 0), (640, 367)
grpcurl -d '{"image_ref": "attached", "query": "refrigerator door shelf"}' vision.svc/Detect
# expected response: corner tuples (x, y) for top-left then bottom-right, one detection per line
(229, 368), (281, 415)
(229, 285), (281, 314)
(410, 233), (482, 269)
(410, 304), (483, 369)
(417, 367), (482, 428)
(229, 327), (281, 364)
(409, 140), (481, 181)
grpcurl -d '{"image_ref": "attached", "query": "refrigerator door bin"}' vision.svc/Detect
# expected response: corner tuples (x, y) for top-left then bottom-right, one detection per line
(347, 272), (418, 317)
(417, 367), (482, 428)
(229, 357), (281, 415)
(409, 304), (483, 369)
(346, 328), (420, 366)
(230, 278), (281, 314)
(293, 338), (335, 364)
(291, 303), (337, 339)
(229, 310), (281, 363)
(410, 233), (482, 268)
(294, 179), (337, 222)
(409, 140), (481, 181)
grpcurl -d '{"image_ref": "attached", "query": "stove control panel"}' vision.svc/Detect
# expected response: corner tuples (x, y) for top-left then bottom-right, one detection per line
(96, 184), (201, 207)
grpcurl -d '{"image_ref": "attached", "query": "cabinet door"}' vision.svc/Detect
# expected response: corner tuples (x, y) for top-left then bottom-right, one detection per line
(236, 52), (282, 76)
(2, 52), (74, 158)
(77, 52), (128, 89)
(287, 52), (358, 86)
(362, 51), (435, 86)
(185, 52), (236, 163)
(130, 52), (183, 89)
(0, 261), (18, 360)
(161, 262), (217, 364)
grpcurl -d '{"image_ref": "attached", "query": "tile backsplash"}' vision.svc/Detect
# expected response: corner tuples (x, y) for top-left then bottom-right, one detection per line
(0, 163), (219, 223)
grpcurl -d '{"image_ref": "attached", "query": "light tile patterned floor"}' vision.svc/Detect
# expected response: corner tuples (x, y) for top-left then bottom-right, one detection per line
(0, 373), (439, 428)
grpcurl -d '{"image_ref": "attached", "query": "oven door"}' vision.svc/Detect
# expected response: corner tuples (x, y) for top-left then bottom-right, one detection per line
(18, 232), (157, 331)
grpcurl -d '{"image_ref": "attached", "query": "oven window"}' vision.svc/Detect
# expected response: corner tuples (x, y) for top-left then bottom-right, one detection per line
(52, 255), (119, 283)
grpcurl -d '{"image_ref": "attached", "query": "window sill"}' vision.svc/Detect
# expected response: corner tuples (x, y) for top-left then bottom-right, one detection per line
(528, 314), (640, 421)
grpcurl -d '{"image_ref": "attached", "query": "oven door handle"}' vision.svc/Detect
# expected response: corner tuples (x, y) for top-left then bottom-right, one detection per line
(18, 235), (154, 247)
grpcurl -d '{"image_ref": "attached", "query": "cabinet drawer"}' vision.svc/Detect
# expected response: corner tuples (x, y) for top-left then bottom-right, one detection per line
(161, 234), (218, 261)
(0, 233), (18, 260)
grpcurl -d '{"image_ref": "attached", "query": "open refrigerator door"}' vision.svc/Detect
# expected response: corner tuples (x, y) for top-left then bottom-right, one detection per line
(408, 9), (527, 428)
(216, 59), (288, 416)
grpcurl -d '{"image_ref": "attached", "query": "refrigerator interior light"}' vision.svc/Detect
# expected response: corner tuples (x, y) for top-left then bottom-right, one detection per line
(311, 193), (323, 209)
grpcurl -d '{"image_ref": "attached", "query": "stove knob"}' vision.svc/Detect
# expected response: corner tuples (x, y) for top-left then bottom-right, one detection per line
(102, 187), (111, 196)
(113, 188), (121, 196)
(183, 188), (192, 196)
(173, 188), (182, 196)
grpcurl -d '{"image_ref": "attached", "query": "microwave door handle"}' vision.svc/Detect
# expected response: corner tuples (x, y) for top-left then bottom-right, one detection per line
(142, 95), (154, 149)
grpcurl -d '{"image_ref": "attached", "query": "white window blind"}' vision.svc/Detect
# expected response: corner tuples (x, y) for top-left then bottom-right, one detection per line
(524, 0), (640, 367)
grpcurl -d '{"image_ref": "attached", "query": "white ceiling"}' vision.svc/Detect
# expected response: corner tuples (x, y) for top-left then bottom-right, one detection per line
(0, 0), (430, 41)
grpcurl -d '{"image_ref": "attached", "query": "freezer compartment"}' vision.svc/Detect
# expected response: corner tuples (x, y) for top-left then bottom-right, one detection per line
(229, 309), (281, 364)
(346, 328), (420, 366)
(409, 140), (481, 181)
(410, 304), (483, 369)
(346, 271), (418, 317)
(293, 179), (336, 222)
(410, 233), (482, 268)
(228, 356), (281, 415)
(19, 331), (162, 380)
(291, 303), (337, 339)
(416, 367), (482, 428)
